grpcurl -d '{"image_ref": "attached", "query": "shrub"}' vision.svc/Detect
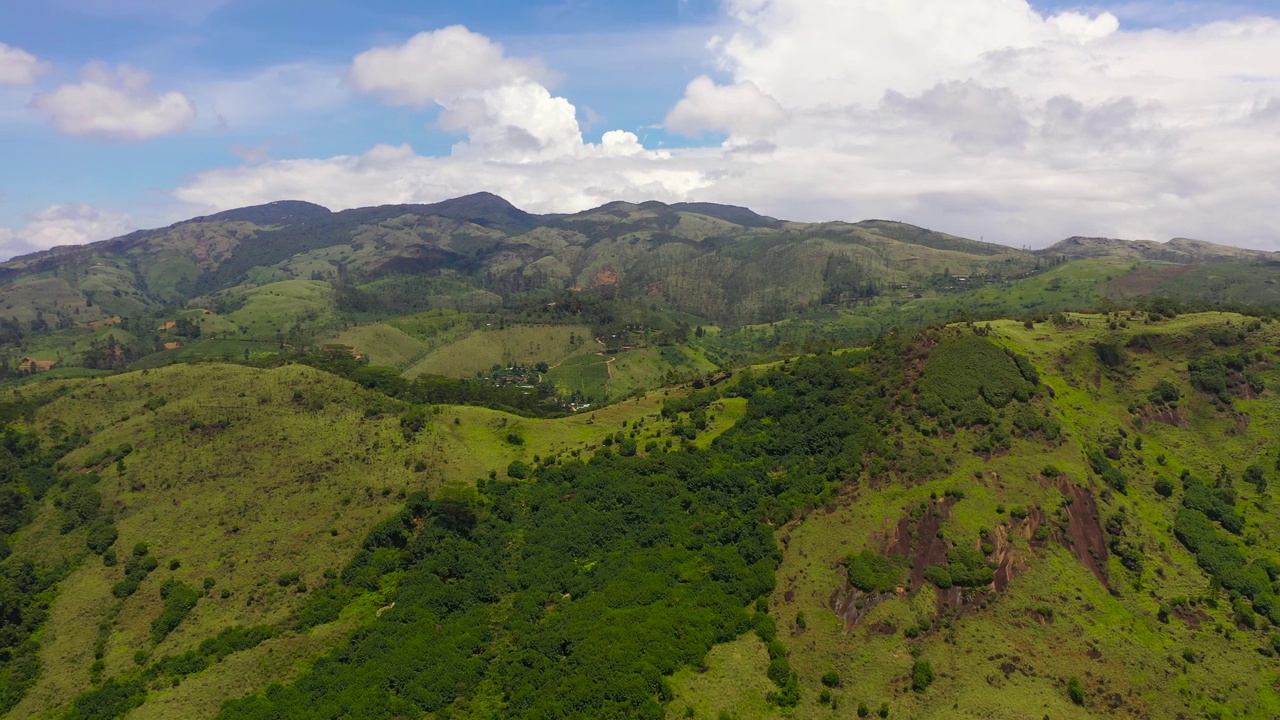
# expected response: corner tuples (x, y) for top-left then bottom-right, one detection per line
(85, 521), (118, 555)
(506, 460), (530, 480)
(152, 580), (199, 643)
(923, 564), (953, 589)
(846, 550), (902, 593)
(1088, 451), (1128, 493)
(1154, 477), (1174, 498)
(1068, 676), (1085, 705)
(1095, 343), (1123, 368)
(911, 661), (934, 693)
(945, 547), (994, 587)
(821, 671), (841, 688)
(1148, 380), (1181, 406)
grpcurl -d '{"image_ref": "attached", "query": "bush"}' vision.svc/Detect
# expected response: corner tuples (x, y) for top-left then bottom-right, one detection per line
(1148, 380), (1181, 406)
(506, 460), (530, 480)
(1095, 343), (1123, 368)
(945, 547), (994, 587)
(1068, 676), (1085, 705)
(85, 521), (118, 555)
(911, 661), (934, 693)
(152, 580), (199, 643)
(1154, 477), (1174, 498)
(1088, 451), (1128, 494)
(923, 564), (953, 589)
(821, 671), (841, 688)
(846, 550), (902, 593)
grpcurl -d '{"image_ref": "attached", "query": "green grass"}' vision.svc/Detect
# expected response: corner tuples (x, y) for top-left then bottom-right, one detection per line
(324, 323), (426, 369)
(546, 352), (613, 401)
(406, 323), (594, 378)
(223, 280), (338, 339)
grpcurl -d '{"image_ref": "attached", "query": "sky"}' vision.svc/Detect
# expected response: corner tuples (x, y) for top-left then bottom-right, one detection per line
(1, 0), (1279, 259)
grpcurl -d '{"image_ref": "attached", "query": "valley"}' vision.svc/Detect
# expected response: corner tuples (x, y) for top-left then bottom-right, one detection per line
(2, 197), (1280, 719)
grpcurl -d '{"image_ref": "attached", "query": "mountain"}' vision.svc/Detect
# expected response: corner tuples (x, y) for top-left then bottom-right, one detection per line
(0, 194), (1041, 331)
(186, 200), (334, 226)
(1039, 235), (1279, 264)
(4, 310), (1280, 719)
(3, 192), (1280, 397)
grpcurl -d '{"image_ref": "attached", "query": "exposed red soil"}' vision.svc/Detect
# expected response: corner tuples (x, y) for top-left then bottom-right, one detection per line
(1056, 476), (1111, 590)
(886, 497), (958, 589)
(991, 523), (1029, 593)
(1141, 406), (1187, 428)
(1173, 605), (1209, 630)
(591, 268), (620, 287)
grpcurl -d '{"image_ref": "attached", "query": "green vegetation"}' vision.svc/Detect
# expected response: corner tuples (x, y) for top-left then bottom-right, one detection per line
(845, 551), (903, 593)
(217, 347), (886, 719)
(7, 209), (1280, 720)
(917, 335), (1038, 426)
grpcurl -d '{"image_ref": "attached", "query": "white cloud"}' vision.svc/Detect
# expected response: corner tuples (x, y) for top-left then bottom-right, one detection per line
(666, 75), (786, 140)
(350, 26), (548, 107)
(170, 5), (1280, 250)
(0, 205), (133, 259)
(31, 63), (196, 140)
(173, 141), (698, 216)
(0, 43), (47, 86)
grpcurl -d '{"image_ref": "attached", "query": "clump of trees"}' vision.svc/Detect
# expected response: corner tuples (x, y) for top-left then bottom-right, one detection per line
(218, 339), (902, 719)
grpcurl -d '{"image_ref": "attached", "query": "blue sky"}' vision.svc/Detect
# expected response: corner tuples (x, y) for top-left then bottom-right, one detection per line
(2, 0), (1280, 255)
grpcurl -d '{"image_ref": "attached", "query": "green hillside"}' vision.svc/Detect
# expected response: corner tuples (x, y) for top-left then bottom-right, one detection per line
(6, 195), (1280, 719)
(4, 310), (1280, 719)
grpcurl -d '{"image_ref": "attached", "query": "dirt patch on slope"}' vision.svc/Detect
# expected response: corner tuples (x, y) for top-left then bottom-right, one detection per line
(886, 497), (957, 589)
(1056, 476), (1111, 590)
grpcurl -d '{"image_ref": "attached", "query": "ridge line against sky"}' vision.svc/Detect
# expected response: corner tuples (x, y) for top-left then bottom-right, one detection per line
(1, 0), (1279, 259)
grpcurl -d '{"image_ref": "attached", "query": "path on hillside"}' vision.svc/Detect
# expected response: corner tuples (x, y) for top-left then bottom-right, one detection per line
(595, 337), (617, 379)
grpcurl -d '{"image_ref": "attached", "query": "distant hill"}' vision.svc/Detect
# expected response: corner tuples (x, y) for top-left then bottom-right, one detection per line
(0, 194), (1043, 329)
(1039, 235), (1278, 264)
(186, 200), (333, 226)
(5, 192), (1280, 376)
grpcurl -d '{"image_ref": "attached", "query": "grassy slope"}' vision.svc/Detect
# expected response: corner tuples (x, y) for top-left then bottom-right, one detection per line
(4, 363), (724, 720)
(404, 323), (594, 378)
(324, 324), (426, 369)
(670, 312), (1280, 719)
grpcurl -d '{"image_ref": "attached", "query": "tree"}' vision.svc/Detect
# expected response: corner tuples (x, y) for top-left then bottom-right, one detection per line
(506, 460), (530, 479)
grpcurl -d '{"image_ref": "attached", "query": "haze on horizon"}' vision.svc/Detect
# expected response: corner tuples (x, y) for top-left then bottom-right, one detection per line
(1, 0), (1279, 259)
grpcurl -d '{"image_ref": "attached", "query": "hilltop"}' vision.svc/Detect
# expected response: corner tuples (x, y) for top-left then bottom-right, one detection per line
(4, 193), (1279, 408)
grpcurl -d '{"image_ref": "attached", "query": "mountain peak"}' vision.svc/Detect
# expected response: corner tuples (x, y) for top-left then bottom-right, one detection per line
(187, 200), (332, 226)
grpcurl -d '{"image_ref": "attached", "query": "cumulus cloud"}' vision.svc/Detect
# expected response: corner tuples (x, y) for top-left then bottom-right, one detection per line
(666, 76), (786, 140)
(174, 142), (700, 214)
(0, 43), (47, 86)
(170, 3), (1280, 249)
(0, 205), (133, 259)
(31, 63), (195, 140)
(348, 25), (657, 165)
(350, 26), (548, 107)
